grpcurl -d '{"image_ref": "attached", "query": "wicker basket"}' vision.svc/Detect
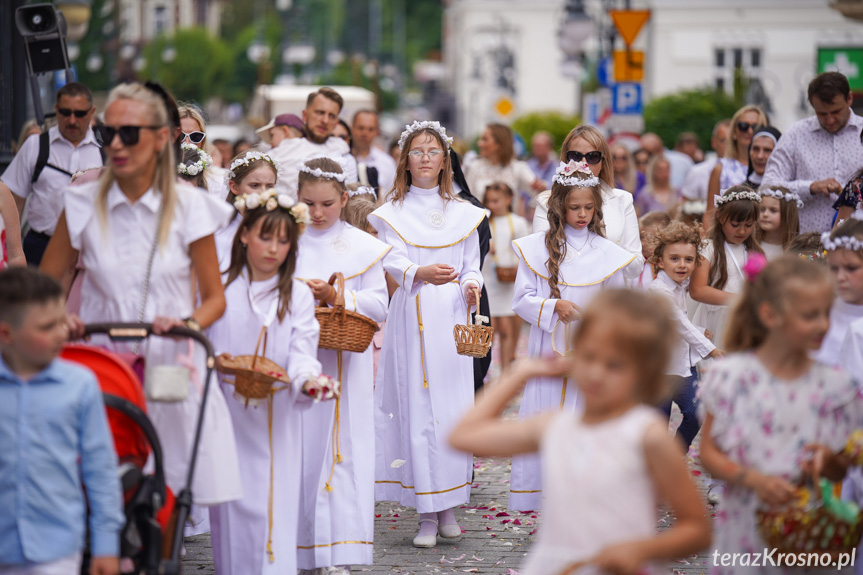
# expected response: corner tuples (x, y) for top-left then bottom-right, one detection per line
(756, 483), (863, 558)
(316, 272), (379, 353)
(453, 287), (494, 358)
(215, 327), (290, 405)
(495, 266), (517, 283)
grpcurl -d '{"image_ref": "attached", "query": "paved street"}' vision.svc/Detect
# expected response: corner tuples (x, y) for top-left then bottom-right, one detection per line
(185, 402), (714, 574)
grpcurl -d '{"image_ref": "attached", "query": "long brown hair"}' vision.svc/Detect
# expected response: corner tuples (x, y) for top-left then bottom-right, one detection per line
(224, 208), (302, 322)
(486, 123), (514, 165)
(707, 185), (763, 290)
(388, 128), (456, 203)
(544, 173), (605, 298)
(724, 256), (830, 351)
(756, 185), (800, 250)
(560, 125), (614, 188)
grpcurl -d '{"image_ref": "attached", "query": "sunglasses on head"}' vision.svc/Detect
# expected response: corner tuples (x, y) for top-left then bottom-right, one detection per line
(95, 125), (163, 147)
(565, 150), (603, 165)
(57, 107), (91, 118)
(736, 121), (758, 133)
(182, 131), (206, 144)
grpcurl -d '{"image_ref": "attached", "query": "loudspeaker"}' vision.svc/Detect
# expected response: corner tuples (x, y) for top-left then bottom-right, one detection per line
(15, 3), (70, 75)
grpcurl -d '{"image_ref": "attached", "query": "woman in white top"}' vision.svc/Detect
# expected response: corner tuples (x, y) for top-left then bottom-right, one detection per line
(0, 181), (25, 268)
(464, 123), (544, 208)
(41, 82), (242, 516)
(533, 125), (644, 281)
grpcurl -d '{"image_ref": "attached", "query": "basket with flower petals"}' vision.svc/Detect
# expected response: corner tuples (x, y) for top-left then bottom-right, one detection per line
(453, 287), (493, 358)
(316, 272), (379, 353)
(215, 327), (290, 406)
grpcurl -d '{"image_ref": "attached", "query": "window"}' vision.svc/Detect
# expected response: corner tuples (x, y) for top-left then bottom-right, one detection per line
(154, 5), (168, 36)
(713, 46), (763, 95)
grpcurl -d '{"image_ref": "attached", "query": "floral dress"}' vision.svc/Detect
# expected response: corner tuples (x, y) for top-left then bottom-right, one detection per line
(700, 353), (863, 574)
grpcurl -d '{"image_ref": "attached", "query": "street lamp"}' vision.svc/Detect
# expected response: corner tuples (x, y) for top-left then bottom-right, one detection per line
(557, 0), (594, 79)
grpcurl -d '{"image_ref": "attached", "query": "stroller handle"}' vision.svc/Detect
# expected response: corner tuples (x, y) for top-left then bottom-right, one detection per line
(83, 322), (216, 367)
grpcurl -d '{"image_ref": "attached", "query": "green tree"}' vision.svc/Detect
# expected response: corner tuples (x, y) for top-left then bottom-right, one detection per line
(643, 86), (741, 150)
(512, 111), (582, 156)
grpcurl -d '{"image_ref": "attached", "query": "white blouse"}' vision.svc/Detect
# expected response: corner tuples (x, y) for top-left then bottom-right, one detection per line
(532, 184), (644, 280)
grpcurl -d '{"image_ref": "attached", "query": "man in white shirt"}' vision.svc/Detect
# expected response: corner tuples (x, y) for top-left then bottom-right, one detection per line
(680, 120), (730, 201)
(762, 72), (863, 233)
(2, 83), (103, 265)
(351, 110), (396, 198)
(266, 87), (358, 199)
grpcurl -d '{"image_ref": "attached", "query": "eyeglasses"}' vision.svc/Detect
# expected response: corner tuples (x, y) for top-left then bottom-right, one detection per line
(736, 121), (758, 133)
(407, 149), (445, 160)
(95, 124), (163, 147)
(182, 131), (206, 144)
(57, 107), (92, 118)
(565, 150), (603, 165)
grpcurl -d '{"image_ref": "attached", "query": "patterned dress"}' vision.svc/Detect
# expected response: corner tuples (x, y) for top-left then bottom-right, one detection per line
(700, 353), (863, 574)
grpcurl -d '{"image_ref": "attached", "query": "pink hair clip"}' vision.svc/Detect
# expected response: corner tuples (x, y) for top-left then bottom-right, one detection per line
(743, 252), (768, 283)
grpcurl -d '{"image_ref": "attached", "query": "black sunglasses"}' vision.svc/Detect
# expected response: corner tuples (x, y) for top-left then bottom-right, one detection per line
(95, 125), (163, 147)
(736, 121), (758, 133)
(565, 150), (603, 165)
(57, 107), (92, 118)
(182, 131), (206, 144)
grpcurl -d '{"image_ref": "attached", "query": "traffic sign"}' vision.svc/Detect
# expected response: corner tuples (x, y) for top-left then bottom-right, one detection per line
(495, 96), (515, 117)
(612, 83), (643, 115)
(613, 50), (644, 82)
(818, 47), (863, 92)
(596, 56), (612, 87)
(610, 10), (650, 48)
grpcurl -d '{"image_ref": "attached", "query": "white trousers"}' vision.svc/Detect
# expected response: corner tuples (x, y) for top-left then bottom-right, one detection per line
(0, 553), (82, 575)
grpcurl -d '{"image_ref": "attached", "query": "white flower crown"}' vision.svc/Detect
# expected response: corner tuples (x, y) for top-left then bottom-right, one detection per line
(714, 189), (761, 207)
(349, 185), (376, 198)
(397, 120), (454, 151)
(682, 200), (707, 215)
(177, 142), (214, 177)
(759, 187), (804, 209)
(227, 150), (278, 181)
(232, 188), (310, 226)
(821, 231), (863, 252)
(297, 154), (348, 182)
(552, 160), (600, 188)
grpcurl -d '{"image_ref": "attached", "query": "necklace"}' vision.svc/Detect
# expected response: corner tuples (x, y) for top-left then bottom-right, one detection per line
(566, 233), (591, 258)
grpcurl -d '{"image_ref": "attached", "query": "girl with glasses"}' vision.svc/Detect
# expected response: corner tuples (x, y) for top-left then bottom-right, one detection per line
(705, 105), (769, 225)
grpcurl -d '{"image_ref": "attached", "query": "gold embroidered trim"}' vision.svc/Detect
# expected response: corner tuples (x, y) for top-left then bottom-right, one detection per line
(370, 213), (484, 249)
(294, 246), (391, 284)
(403, 264), (415, 289)
(538, 299), (547, 325)
(416, 295), (429, 388)
(509, 489), (542, 494)
(297, 540), (374, 550)
(375, 479), (471, 495)
(349, 290), (357, 311)
(513, 243), (635, 287)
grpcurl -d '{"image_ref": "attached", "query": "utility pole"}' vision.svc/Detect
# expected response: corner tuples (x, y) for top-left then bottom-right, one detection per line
(0, 0), (30, 171)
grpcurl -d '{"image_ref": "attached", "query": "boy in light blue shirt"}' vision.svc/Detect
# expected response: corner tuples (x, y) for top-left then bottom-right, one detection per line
(0, 267), (123, 575)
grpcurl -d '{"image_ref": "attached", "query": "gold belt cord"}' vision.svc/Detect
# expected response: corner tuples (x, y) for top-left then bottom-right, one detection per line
(416, 295), (429, 388)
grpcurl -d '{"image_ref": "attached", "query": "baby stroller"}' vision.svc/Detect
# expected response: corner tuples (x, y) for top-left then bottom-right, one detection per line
(62, 322), (217, 575)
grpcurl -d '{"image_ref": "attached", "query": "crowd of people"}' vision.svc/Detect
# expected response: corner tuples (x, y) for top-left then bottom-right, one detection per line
(2, 69), (863, 575)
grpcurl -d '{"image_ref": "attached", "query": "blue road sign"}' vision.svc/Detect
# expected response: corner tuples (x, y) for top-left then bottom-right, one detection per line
(612, 83), (642, 115)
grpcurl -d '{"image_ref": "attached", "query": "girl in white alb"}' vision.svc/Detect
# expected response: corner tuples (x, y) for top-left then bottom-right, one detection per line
(756, 185), (801, 261)
(481, 182), (531, 371)
(294, 157), (391, 573)
(509, 160), (634, 512)
(370, 121), (485, 548)
(208, 182), (331, 574)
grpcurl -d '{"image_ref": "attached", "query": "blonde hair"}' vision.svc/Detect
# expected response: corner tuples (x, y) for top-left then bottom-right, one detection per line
(343, 186), (377, 234)
(560, 125), (614, 188)
(98, 83), (175, 247)
(651, 220), (703, 274)
(755, 185), (800, 250)
(726, 105), (769, 159)
(178, 104), (206, 133)
(297, 157), (347, 196)
(388, 128), (457, 204)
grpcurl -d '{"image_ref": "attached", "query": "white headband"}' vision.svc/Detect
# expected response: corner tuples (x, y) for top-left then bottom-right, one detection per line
(398, 120), (454, 151)
(349, 186), (376, 198)
(177, 142), (213, 177)
(714, 189), (761, 207)
(753, 132), (778, 146)
(298, 154), (348, 182)
(821, 231), (863, 252)
(759, 187), (804, 209)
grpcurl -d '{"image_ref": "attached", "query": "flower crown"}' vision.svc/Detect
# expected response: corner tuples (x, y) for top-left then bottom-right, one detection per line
(552, 160), (600, 188)
(820, 231), (863, 252)
(232, 188), (310, 226)
(227, 150), (278, 180)
(177, 142), (213, 177)
(799, 250), (828, 261)
(681, 200), (707, 215)
(298, 155), (348, 182)
(397, 120), (454, 151)
(349, 185), (376, 198)
(759, 187), (804, 209)
(714, 189), (761, 207)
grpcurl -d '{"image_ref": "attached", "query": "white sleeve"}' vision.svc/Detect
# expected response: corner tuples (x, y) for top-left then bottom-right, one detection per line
(286, 284), (323, 392)
(1, 133), (38, 198)
(369, 215), (421, 296)
(840, 320), (863, 378)
(511, 242), (557, 331)
(181, 186), (233, 245)
(459, 229), (483, 293)
(344, 258), (389, 322)
(617, 192), (646, 280)
(532, 193), (550, 234)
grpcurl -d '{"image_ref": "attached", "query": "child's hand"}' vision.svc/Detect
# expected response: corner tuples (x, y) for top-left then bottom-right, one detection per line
(704, 329), (713, 341)
(66, 313), (86, 340)
(708, 348), (725, 359)
(464, 285), (479, 307)
(90, 556), (120, 575)
(748, 470), (796, 506)
(416, 264), (458, 285)
(513, 357), (572, 380)
(554, 300), (582, 323)
(593, 541), (647, 575)
(307, 279), (335, 304)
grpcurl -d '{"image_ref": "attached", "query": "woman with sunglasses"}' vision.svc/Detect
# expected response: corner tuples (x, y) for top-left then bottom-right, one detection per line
(705, 105), (768, 225)
(41, 82), (243, 525)
(179, 104), (228, 198)
(533, 125), (644, 281)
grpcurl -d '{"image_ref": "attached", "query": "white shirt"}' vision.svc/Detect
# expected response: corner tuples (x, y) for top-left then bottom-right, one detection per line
(355, 145), (397, 196)
(2, 126), (103, 234)
(664, 149), (694, 191)
(533, 184), (644, 280)
(648, 271), (715, 376)
(762, 111), (863, 233)
(268, 136), (359, 199)
(680, 157), (718, 201)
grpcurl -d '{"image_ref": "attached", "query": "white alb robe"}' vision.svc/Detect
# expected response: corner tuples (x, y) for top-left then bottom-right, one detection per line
(208, 275), (322, 575)
(816, 299), (863, 367)
(370, 185), (485, 513)
(295, 221), (390, 568)
(508, 225), (634, 511)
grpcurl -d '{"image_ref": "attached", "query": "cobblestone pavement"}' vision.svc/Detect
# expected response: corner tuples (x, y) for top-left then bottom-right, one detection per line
(184, 402), (714, 574)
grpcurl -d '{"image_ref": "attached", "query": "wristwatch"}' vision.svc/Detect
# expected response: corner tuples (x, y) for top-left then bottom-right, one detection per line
(182, 317), (202, 332)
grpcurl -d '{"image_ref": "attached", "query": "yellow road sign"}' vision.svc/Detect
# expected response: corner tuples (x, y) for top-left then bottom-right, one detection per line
(610, 10), (650, 47)
(495, 97), (515, 117)
(613, 50), (644, 82)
